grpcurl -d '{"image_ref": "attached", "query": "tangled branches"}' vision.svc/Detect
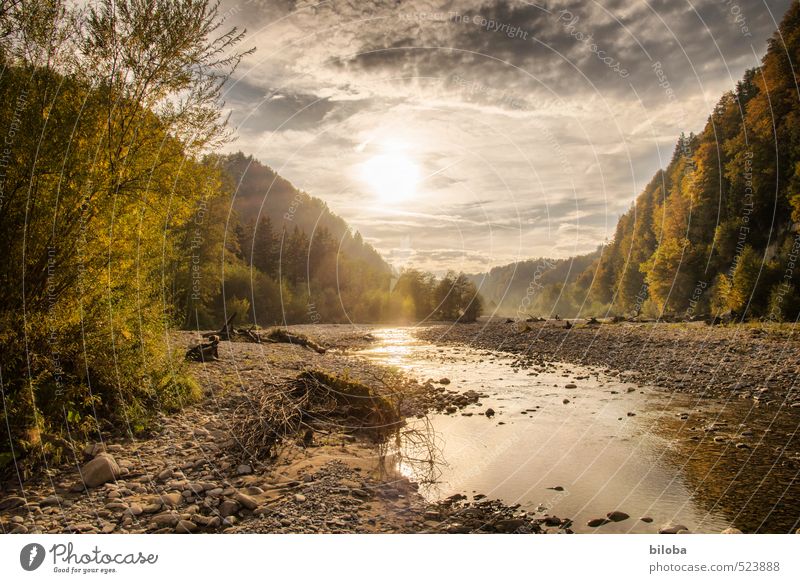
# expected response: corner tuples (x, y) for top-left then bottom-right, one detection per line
(232, 370), (402, 461)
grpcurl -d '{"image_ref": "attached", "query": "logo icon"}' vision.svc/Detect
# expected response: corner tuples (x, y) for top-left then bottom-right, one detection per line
(20, 543), (46, 571)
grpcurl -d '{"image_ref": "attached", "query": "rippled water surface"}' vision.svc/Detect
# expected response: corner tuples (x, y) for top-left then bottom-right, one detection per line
(358, 327), (800, 533)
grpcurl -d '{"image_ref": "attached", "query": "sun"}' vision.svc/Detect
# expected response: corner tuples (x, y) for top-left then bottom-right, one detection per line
(360, 153), (420, 203)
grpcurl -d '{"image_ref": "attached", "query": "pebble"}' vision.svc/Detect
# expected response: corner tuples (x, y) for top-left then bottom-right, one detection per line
(175, 520), (197, 533)
(607, 511), (629, 522)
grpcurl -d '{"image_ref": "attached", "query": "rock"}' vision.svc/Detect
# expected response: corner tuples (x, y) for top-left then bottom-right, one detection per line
(142, 503), (162, 514)
(439, 378), (451, 385)
(640, 516), (654, 523)
(658, 523), (689, 534)
(721, 527), (743, 534)
(82, 442), (106, 460)
(0, 496), (26, 511)
(160, 492), (183, 507)
(236, 464), (252, 475)
(587, 518), (609, 527)
(548, 486), (564, 492)
(484, 408), (495, 417)
(543, 516), (562, 527)
(10, 524), (29, 534)
(234, 491), (258, 511)
(151, 512), (180, 528)
(157, 468), (174, 481)
(218, 499), (240, 517)
(563, 399), (570, 404)
(175, 520), (197, 533)
(294, 494), (307, 503)
(565, 383), (577, 389)
(39, 495), (63, 507)
(607, 511), (630, 522)
(494, 518), (527, 533)
(80, 453), (120, 488)
(124, 503), (143, 517)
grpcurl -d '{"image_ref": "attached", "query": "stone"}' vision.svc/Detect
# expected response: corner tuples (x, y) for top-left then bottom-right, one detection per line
(607, 511), (630, 522)
(160, 492), (183, 507)
(640, 516), (654, 523)
(721, 527), (743, 534)
(142, 503), (162, 514)
(80, 454), (120, 488)
(587, 518), (609, 527)
(157, 468), (173, 481)
(484, 408), (495, 417)
(125, 503), (143, 517)
(218, 499), (240, 517)
(236, 464), (252, 475)
(82, 442), (107, 460)
(0, 496), (26, 511)
(233, 491), (258, 511)
(294, 493), (307, 503)
(439, 378), (451, 385)
(494, 518), (527, 533)
(658, 523), (690, 534)
(565, 383), (577, 389)
(175, 520), (197, 533)
(151, 512), (180, 528)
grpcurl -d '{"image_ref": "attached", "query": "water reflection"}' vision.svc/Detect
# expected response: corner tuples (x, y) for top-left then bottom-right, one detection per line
(359, 327), (800, 533)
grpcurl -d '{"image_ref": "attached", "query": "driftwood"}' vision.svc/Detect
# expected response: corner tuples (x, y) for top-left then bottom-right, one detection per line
(186, 336), (220, 362)
(263, 329), (326, 354)
(202, 313), (237, 340)
(201, 314), (267, 344)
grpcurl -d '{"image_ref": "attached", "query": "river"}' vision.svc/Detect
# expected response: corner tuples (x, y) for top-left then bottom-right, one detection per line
(357, 327), (800, 533)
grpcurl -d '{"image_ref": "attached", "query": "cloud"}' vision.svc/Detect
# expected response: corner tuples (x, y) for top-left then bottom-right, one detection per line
(219, 0), (794, 272)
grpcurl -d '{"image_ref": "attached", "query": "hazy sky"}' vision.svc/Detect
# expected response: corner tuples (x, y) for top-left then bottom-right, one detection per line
(219, 0), (792, 274)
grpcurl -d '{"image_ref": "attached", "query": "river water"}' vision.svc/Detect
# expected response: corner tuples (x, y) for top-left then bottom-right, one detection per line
(357, 327), (800, 533)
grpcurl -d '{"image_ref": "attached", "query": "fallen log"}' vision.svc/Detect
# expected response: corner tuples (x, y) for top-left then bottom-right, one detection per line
(263, 328), (326, 354)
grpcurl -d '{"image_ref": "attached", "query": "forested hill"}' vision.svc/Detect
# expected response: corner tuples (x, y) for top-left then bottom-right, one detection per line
(530, 2), (800, 321)
(180, 151), (392, 328)
(221, 152), (387, 269)
(467, 251), (599, 317)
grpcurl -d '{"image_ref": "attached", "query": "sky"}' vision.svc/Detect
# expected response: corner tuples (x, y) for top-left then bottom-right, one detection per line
(218, 0), (793, 274)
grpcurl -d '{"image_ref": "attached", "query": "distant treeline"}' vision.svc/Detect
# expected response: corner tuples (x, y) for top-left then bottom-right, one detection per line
(472, 3), (800, 322)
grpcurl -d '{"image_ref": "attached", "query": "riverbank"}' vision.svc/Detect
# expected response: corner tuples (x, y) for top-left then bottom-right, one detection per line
(0, 327), (555, 534)
(415, 320), (800, 407)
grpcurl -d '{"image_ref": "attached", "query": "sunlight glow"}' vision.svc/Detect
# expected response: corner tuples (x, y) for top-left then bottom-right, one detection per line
(360, 153), (420, 203)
